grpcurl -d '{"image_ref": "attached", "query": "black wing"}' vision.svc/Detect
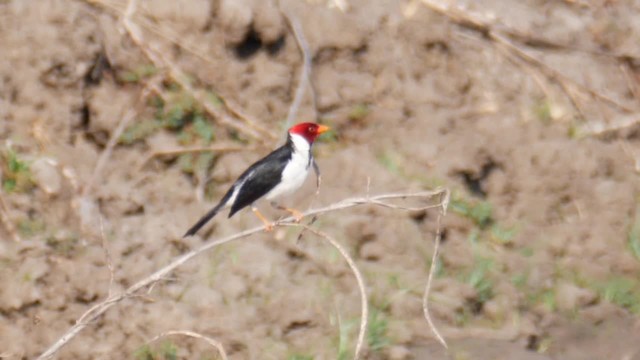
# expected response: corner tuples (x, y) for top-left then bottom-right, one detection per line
(228, 143), (292, 217)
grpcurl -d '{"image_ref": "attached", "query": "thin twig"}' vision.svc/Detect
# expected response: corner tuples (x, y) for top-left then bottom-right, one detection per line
(35, 188), (447, 359)
(83, 84), (152, 197)
(87, 0), (275, 142)
(418, 0), (635, 115)
(282, 11), (316, 128)
(282, 224), (368, 360)
(0, 189), (20, 242)
(99, 216), (115, 297)
(146, 330), (228, 360)
(422, 188), (450, 349)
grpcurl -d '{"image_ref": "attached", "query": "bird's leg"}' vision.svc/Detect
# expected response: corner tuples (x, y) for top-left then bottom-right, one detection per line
(270, 202), (304, 222)
(251, 206), (273, 231)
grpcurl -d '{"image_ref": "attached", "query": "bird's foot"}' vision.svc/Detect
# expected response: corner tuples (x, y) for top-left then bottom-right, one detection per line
(252, 207), (275, 232)
(290, 209), (304, 223)
(271, 202), (304, 222)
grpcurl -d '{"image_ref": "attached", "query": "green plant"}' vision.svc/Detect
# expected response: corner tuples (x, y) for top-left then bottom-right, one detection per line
(117, 64), (158, 83)
(450, 195), (493, 228)
(467, 257), (495, 304)
(533, 99), (553, 124)
(628, 204), (640, 261)
(377, 151), (402, 175)
(1, 148), (33, 193)
(134, 341), (178, 360)
(490, 224), (517, 245)
(367, 307), (390, 352)
(335, 318), (355, 360)
(597, 276), (640, 313)
(348, 103), (370, 121)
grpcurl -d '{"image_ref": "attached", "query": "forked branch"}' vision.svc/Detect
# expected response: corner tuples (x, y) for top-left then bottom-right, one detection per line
(35, 188), (448, 360)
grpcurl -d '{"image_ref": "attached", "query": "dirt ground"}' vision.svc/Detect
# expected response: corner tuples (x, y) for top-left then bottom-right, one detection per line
(1, 0), (640, 359)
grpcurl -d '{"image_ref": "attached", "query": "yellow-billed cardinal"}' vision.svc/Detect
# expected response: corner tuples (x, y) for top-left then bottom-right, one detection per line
(184, 122), (330, 237)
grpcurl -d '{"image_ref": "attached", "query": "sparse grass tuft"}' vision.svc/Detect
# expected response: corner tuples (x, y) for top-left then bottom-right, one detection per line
(335, 318), (355, 360)
(533, 99), (553, 124)
(117, 64), (158, 83)
(348, 103), (370, 122)
(466, 257), (495, 304)
(367, 306), (391, 352)
(597, 276), (640, 313)
(627, 204), (640, 261)
(1, 148), (34, 193)
(134, 341), (178, 360)
(450, 195), (493, 228)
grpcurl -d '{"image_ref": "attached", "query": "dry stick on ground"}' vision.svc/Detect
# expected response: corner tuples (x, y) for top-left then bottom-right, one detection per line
(82, 80), (156, 197)
(98, 216), (116, 297)
(281, 223), (368, 360)
(282, 11), (317, 129)
(146, 330), (229, 360)
(0, 189), (20, 242)
(418, 0), (635, 115)
(86, 0), (275, 142)
(422, 188), (450, 349)
(35, 188), (448, 360)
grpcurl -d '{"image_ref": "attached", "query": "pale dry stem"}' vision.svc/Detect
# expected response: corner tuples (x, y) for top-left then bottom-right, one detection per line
(35, 188), (448, 360)
(99, 216), (115, 297)
(83, 83), (154, 197)
(418, 0), (635, 117)
(282, 223), (368, 360)
(282, 11), (317, 128)
(146, 330), (228, 360)
(422, 188), (450, 349)
(86, 0), (275, 142)
(0, 189), (20, 242)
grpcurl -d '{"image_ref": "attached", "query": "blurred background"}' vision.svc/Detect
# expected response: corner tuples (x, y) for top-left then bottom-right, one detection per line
(1, 0), (640, 359)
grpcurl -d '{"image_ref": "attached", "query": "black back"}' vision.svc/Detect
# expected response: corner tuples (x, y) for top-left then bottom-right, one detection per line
(228, 139), (293, 217)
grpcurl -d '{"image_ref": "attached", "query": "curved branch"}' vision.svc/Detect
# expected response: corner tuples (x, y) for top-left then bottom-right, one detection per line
(35, 188), (448, 360)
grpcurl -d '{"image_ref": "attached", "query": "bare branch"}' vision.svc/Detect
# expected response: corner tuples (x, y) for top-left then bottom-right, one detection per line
(282, 11), (316, 128)
(422, 188), (450, 349)
(418, 0), (636, 115)
(146, 330), (228, 360)
(282, 224), (368, 360)
(0, 188), (20, 242)
(82, 83), (153, 197)
(35, 188), (447, 359)
(85, 0), (276, 143)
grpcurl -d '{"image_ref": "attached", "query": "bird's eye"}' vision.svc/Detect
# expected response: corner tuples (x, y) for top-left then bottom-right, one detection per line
(308, 126), (314, 132)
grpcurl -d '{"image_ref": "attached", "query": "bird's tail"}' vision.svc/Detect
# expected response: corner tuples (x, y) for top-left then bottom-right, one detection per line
(183, 201), (226, 237)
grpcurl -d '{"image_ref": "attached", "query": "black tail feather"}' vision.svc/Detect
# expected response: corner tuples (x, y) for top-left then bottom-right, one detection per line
(183, 201), (225, 237)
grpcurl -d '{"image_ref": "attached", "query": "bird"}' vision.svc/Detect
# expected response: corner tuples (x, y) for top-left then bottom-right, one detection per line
(183, 122), (330, 237)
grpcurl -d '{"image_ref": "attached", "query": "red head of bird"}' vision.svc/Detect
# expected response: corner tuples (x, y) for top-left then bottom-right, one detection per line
(288, 122), (330, 144)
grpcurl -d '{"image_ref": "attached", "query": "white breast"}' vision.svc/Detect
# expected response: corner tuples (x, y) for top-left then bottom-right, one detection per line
(265, 134), (311, 200)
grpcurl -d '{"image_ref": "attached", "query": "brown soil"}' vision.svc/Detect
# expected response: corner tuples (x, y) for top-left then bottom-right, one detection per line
(1, 0), (640, 359)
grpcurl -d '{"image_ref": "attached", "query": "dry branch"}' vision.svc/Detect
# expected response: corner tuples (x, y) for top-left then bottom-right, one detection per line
(0, 189), (20, 242)
(282, 11), (317, 128)
(422, 189), (450, 349)
(84, 0), (276, 143)
(35, 188), (448, 360)
(146, 330), (228, 360)
(282, 223), (368, 359)
(418, 0), (636, 116)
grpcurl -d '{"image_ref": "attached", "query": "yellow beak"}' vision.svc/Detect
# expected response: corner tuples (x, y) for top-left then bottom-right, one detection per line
(317, 125), (330, 134)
